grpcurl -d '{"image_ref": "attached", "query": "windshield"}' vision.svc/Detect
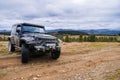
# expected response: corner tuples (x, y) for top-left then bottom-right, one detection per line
(22, 25), (45, 33)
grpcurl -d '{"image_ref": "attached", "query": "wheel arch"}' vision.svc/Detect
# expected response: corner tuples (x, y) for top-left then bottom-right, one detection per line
(20, 39), (26, 47)
(8, 37), (10, 41)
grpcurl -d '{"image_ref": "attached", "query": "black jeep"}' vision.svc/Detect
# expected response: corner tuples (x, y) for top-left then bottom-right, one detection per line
(8, 23), (61, 63)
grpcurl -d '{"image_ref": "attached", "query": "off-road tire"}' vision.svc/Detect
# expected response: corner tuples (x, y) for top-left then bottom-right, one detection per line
(8, 41), (15, 52)
(21, 44), (29, 63)
(51, 50), (61, 59)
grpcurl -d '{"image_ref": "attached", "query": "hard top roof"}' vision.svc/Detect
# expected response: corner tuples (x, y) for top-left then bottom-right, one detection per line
(13, 23), (45, 28)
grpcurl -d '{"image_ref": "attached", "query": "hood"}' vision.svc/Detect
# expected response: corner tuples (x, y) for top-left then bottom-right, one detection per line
(22, 33), (56, 39)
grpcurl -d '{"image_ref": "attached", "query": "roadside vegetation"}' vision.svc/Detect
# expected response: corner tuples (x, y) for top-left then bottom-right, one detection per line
(0, 34), (9, 41)
(64, 34), (119, 42)
(48, 31), (120, 42)
(54, 34), (120, 42)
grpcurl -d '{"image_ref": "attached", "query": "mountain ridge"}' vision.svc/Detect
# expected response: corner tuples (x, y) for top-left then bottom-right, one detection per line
(0, 29), (120, 35)
(47, 29), (120, 35)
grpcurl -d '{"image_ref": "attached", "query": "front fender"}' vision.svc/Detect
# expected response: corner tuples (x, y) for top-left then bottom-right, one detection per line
(20, 38), (26, 47)
(20, 37), (35, 45)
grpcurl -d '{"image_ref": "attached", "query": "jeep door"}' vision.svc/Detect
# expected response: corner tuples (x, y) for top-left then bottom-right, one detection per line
(11, 25), (16, 44)
(14, 25), (21, 47)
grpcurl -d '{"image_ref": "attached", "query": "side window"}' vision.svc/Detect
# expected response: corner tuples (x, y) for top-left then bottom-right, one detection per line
(16, 25), (21, 33)
(16, 26), (21, 31)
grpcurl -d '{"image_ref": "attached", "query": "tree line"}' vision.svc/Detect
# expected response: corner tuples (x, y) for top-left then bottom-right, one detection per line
(58, 34), (119, 42)
(0, 34), (119, 42)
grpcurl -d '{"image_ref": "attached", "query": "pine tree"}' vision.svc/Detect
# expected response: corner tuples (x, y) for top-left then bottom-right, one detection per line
(79, 34), (83, 42)
(64, 35), (70, 42)
(88, 35), (96, 42)
(83, 36), (88, 42)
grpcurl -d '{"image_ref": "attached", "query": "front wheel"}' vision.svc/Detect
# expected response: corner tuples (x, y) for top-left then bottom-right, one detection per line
(8, 41), (15, 52)
(51, 50), (61, 59)
(21, 44), (29, 63)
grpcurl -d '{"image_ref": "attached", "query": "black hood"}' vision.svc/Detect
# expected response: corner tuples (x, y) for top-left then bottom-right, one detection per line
(22, 33), (56, 39)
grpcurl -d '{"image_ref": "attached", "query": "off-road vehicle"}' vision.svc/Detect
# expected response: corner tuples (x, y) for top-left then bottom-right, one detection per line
(8, 23), (61, 63)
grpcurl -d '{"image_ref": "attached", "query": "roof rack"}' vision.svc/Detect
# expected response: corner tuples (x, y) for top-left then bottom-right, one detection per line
(13, 23), (45, 28)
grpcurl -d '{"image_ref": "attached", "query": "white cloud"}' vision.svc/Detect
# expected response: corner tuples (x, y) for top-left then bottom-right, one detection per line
(0, 0), (120, 30)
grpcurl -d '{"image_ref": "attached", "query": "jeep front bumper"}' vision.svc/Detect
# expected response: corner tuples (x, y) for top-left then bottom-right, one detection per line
(34, 44), (60, 52)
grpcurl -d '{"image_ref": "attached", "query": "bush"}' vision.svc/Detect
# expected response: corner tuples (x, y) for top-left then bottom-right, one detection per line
(64, 35), (70, 42)
(88, 35), (96, 42)
(78, 34), (83, 42)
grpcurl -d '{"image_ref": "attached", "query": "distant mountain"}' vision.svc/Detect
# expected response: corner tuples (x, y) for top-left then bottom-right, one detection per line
(57, 30), (88, 35)
(47, 29), (72, 33)
(80, 29), (120, 35)
(47, 29), (120, 35)
(47, 29), (88, 35)
(0, 30), (11, 35)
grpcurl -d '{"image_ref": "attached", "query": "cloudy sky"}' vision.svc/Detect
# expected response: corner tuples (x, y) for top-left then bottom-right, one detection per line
(0, 0), (120, 30)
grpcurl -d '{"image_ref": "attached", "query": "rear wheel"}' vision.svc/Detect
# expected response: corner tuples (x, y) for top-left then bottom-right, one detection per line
(21, 44), (29, 63)
(51, 50), (61, 59)
(8, 41), (15, 52)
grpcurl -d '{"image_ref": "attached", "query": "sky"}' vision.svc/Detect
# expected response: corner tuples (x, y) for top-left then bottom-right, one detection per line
(0, 0), (120, 30)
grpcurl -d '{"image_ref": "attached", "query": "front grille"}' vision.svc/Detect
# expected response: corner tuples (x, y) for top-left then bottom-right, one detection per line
(35, 38), (56, 45)
(42, 38), (56, 43)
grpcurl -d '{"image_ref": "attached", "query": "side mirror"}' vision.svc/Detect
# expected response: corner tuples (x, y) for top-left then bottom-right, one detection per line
(16, 29), (20, 33)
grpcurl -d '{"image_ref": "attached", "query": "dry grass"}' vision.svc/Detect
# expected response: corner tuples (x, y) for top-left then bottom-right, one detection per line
(0, 34), (9, 40)
(68, 35), (120, 38)
(0, 41), (120, 57)
(105, 68), (120, 80)
(0, 71), (8, 77)
(0, 41), (9, 55)
(0, 41), (19, 57)
(61, 42), (120, 53)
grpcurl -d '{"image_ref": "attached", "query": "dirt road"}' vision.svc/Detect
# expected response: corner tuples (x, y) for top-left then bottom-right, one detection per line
(0, 42), (120, 80)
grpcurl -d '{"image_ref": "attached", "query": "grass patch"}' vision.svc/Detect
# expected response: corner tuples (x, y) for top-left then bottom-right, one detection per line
(87, 43), (106, 49)
(0, 71), (8, 77)
(105, 68), (120, 80)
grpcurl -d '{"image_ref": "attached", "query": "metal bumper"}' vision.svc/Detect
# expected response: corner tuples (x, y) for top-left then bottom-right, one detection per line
(34, 45), (60, 52)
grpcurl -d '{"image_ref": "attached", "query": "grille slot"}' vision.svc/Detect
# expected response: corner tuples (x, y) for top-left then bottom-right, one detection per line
(43, 39), (56, 43)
